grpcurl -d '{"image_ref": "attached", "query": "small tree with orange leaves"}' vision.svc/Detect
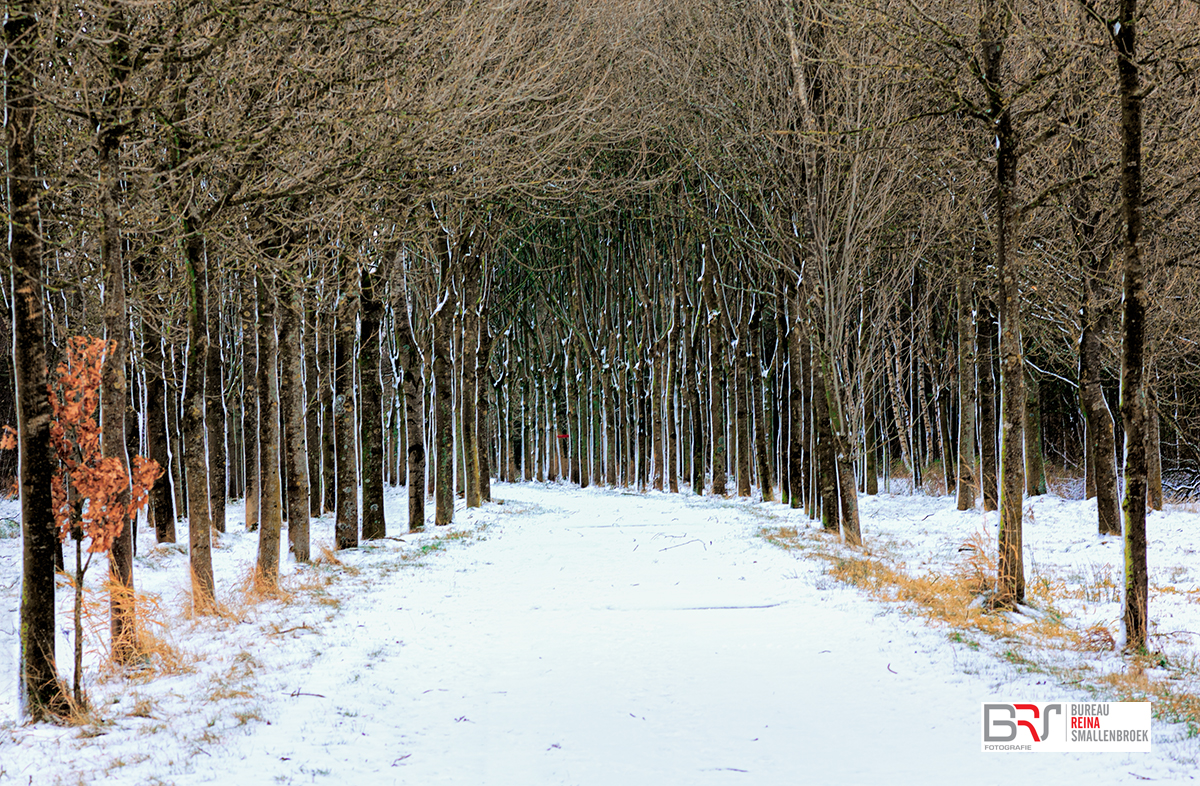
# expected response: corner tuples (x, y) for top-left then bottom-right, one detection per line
(3, 337), (161, 707)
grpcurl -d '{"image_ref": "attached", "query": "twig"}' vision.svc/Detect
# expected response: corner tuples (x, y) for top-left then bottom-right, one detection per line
(659, 538), (706, 552)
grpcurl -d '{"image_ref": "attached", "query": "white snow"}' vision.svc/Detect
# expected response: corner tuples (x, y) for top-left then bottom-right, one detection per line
(1, 483), (1199, 784)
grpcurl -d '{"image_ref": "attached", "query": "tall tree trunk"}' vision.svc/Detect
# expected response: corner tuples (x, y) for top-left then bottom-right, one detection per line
(786, 284), (805, 510)
(1025, 368), (1047, 496)
(1080, 302), (1119, 534)
(334, 260), (360, 548)
(320, 309), (336, 514)
(432, 265), (457, 526)
(460, 252), (483, 507)
(575, 349), (590, 488)
(479, 323), (494, 502)
(280, 282), (310, 562)
(701, 251), (728, 496)
(777, 294), (792, 505)
(242, 278), (260, 531)
(667, 299), (680, 493)
(651, 349), (665, 491)
(864, 386), (879, 496)
(205, 280), (227, 535)
(169, 346), (187, 525)
(144, 322), (177, 542)
(821, 349), (862, 545)
(7, 2), (68, 713)
(395, 282), (426, 532)
(98, 131), (136, 663)
(1146, 389), (1162, 511)
(749, 308), (773, 502)
(734, 321), (752, 498)
(956, 269), (977, 510)
(983, 1), (1026, 607)
(360, 267), (386, 538)
(256, 276), (283, 585)
(305, 304), (322, 519)
(182, 232), (215, 610)
(683, 306), (704, 496)
(977, 298), (999, 512)
(1115, 0), (1148, 650)
(810, 340), (840, 532)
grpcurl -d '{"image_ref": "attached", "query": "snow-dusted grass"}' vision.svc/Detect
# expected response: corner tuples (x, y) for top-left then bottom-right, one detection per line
(762, 493), (1200, 743)
(0, 482), (1198, 784)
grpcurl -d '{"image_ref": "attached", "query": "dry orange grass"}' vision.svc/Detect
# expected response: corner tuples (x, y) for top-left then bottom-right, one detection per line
(761, 525), (1080, 647)
(234, 563), (294, 605)
(79, 581), (195, 680)
(759, 523), (1200, 735)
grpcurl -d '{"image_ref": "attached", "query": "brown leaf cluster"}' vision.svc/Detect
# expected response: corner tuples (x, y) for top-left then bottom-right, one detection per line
(47, 337), (162, 554)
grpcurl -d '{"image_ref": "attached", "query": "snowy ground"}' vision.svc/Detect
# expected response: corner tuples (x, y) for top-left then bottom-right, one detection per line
(1, 482), (1199, 784)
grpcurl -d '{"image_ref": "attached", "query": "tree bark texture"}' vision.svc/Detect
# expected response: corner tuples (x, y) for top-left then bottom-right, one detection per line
(7, 2), (68, 714)
(460, 252), (483, 508)
(983, 0), (1027, 607)
(280, 283), (310, 561)
(432, 260), (457, 526)
(977, 298), (999, 512)
(1025, 369), (1047, 496)
(334, 266), (360, 548)
(1115, 0), (1148, 651)
(256, 276), (283, 585)
(395, 282), (427, 532)
(242, 278), (260, 531)
(360, 267), (387, 538)
(205, 284), (227, 535)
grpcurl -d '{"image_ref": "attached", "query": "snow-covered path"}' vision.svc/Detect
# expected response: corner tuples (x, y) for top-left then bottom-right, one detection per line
(1, 483), (1189, 784)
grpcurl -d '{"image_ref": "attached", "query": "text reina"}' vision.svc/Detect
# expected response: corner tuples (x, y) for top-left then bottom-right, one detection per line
(1068, 703), (1109, 730)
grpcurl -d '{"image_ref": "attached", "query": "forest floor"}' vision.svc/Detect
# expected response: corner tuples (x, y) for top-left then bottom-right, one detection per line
(2, 482), (1200, 784)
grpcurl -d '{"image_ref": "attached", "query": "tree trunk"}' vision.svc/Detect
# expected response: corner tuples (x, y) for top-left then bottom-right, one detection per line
(956, 269), (977, 510)
(1146, 389), (1162, 511)
(360, 267), (386, 538)
(7, 3), (68, 712)
(734, 321), (752, 498)
(479, 324), (494, 502)
(460, 252), (483, 507)
(334, 261), (360, 548)
(667, 300), (680, 493)
(1080, 301), (1113, 535)
(820, 348), (862, 545)
(205, 281), (227, 535)
(395, 282), (427, 532)
(864, 387), (879, 497)
(182, 232), (215, 610)
(749, 308), (773, 502)
(98, 132), (137, 662)
(242, 278), (260, 531)
(651, 349), (665, 491)
(320, 308), (336, 514)
(305, 303), (322, 519)
(144, 322), (177, 542)
(280, 282), (310, 562)
(1115, 0), (1148, 650)
(701, 251), (728, 496)
(256, 276), (283, 585)
(810, 340), (840, 532)
(977, 298), (999, 512)
(983, 2), (1026, 607)
(432, 267), (457, 526)
(1025, 368), (1047, 496)
(787, 285), (805, 510)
